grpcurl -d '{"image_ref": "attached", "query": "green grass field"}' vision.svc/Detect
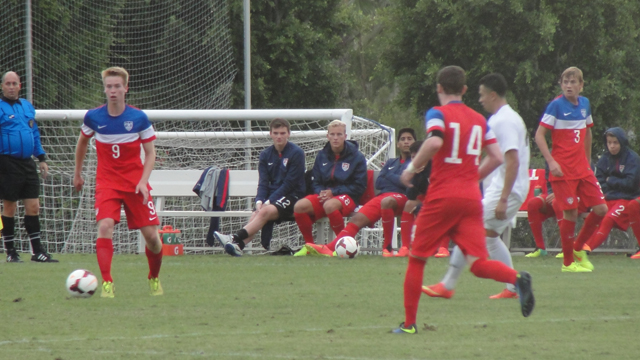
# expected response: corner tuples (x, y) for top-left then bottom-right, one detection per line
(1, 253), (639, 359)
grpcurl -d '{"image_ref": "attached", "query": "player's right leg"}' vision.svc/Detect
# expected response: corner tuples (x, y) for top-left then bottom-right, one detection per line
(326, 212), (370, 252)
(294, 195), (324, 246)
(94, 189), (125, 297)
(2, 199), (22, 262)
(525, 196), (552, 257)
(397, 199), (421, 257)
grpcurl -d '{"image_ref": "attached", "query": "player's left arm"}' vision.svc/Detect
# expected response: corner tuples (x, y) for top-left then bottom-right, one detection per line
(28, 104), (48, 179)
(495, 149), (519, 220)
(585, 127), (593, 165)
(268, 148), (306, 203)
(478, 141), (503, 181)
(330, 153), (367, 199)
(137, 140), (156, 204)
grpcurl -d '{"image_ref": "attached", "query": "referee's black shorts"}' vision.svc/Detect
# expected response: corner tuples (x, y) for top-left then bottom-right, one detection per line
(0, 155), (41, 201)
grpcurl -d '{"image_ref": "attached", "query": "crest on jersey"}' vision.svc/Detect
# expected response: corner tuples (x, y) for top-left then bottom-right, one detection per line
(581, 109), (587, 118)
(620, 165), (625, 172)
(28, 120), (34, 128)
(342, 163), (350, 171)
(124, 121), (133, 131)
(283, 158), (288, 166)
(567, 197), (574, 205)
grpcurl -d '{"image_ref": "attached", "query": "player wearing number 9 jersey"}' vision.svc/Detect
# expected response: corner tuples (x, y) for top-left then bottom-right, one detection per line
(392, 66), (534, 335)
(74, 67), (164, 298)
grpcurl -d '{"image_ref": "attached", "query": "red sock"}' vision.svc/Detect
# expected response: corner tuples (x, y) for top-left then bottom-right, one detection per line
(400, 211), (414, 249)
(145, 246), (163, 279)
(560, 219), (576, 266)
(469, 258), (518, 284)
(627, 200), (640, 247)
(586, 216), (615, 250)
(527, 197), (547, 249)
(381, 208), (395, 251)
(574, 212), (603, 251)
(96, 238), (114, 283)
(327, 222), (360, 251)
(327, 210), (345, 236)
(403, 256), (426, 326)
(295, 212), (315, 244)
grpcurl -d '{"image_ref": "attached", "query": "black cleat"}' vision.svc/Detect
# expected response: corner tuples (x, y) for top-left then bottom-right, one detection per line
(31, 251), (59, 263)
(6, 249), (23, 263)
(515, 271), (535, 317)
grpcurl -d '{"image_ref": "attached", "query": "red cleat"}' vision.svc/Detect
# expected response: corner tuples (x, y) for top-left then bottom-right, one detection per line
(395, 246), (410, 257)
(382, 249), (394, 257)
(582, 244), (592, 252)
(422, 282), (454, 299)
(435, 247), (450, 258)
(305, 243), (334, 257)
(489, 289), (519, 299)
(630, 251), (640, 259)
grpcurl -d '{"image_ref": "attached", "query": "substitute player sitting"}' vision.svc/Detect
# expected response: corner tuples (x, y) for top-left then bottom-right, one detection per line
(423, 73), (531, 300)
(74, 67), (163, 298)
(534, 66), (607, 273)
(298, 128), (416, 257)
(581, 128), (640, 255)
(214, 118), (306, 256)
(293, 120), (367, 255)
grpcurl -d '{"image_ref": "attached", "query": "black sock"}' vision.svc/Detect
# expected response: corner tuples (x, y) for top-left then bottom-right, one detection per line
(2, 216), (16, 252)
(24, 215), (42, 253)
(235, 229), (249, 242)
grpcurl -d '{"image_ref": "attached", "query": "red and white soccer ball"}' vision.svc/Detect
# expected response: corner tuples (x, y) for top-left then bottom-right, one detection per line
(66, 269), (98, 298)
(335, 236), (360, 259)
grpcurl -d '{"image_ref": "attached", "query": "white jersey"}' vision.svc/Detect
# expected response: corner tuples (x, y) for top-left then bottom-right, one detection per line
(485, 104), (530, 201)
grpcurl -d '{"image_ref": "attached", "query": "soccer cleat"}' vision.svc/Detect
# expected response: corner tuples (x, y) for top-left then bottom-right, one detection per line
(382, 249), (394, 257)
(31, 251), (59, 263)
(525, 249), (548, 258)
(582, 244), (592, 252)
(395, 246), (410, 257)
(305, 243), (334, 257)
(435, 247), (450, 258)
(561, 262), (592, 273)
(6, 249), (23, 263)
(149, 278), (163, 296)
(555, 252), (564, 259)
(293, 246), (309, 256)
(630, 251), (640, 259)
(489, 289), (519, 299)
(101, 281), (115, 298)
(214, 231), (232, 246)
(573, 250), (594, 270)
(224, 243), (243, 257)
(391, 322), (417, 334)
(514, 271), (535, 317)
(422, 282), (454, 299)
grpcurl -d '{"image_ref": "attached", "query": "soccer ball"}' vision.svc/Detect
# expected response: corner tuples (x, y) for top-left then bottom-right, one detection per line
(66, 269), (98, 298)
(335, 236), (359, 259)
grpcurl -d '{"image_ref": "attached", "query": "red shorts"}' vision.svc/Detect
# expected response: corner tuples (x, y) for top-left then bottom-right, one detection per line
(95, 188), (160, 230)
(412, 198), (488, 259)
(305, 193), (357, 219)
(357, 193), (408, 223)
(605, 199), (631, 230)
(550, 174), (605, 211)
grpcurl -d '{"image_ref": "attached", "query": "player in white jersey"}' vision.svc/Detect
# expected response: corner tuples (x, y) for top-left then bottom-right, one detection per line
(423, 73), (530, 300)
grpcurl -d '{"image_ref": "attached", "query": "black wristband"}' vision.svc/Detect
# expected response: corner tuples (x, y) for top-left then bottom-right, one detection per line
(37, 154), (47, 162)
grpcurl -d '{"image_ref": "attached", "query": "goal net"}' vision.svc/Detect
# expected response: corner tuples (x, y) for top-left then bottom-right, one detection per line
(35, 110), (394, 254)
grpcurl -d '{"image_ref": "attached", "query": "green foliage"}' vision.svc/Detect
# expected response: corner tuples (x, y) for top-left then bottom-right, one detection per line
(229, 0), (344, 109)
(1, 254), (639, 359)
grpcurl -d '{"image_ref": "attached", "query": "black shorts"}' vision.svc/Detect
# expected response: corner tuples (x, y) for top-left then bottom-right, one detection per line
(0, 155), (40, 201)
(265, 195), (298, 223)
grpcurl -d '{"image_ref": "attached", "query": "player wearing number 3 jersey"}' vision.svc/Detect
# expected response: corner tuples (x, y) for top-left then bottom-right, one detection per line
(392, 66), (534, 335)
(74, 67), (164, 298)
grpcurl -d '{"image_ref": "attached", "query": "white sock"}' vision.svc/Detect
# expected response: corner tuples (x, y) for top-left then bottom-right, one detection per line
(486, 236), (516, 292)
(441, 246), (466, 290)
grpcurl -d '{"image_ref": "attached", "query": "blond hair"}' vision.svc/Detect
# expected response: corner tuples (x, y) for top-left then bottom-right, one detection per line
(559, 66), (584, 85)
(327, 119), (346, 132)
(101, 67), (129, 87)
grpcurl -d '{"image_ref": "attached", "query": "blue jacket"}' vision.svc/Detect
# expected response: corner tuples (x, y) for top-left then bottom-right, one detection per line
(256, 141), (306, 203)
(312, 140), (367, 203)
(595, 127), (640, 200)
(375, 157), (409, 194)
(0, 97), (46, 160)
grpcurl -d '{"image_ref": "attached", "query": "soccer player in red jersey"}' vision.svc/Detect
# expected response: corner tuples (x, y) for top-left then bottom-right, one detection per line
(534, 67), (607, 272)
(73, 67), (163, 298)
(392, 66), (534, 335)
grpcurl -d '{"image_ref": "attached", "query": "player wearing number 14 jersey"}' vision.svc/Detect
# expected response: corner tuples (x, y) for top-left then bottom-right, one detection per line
(73, 67), (163, 298)
(392, 66), (534, 335)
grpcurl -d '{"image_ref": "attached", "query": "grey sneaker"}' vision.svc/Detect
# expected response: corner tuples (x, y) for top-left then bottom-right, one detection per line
(224, 243), (243, 257)
(213, 231), (232, 246)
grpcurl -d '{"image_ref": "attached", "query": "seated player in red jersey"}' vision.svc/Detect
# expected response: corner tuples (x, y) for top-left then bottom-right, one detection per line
(74, 67), (164, 298)
(581, 128), (640, 258)
(293, 120), (367, 256)
(392, 66), (534, 335)
(298, 128), (416, 257)
(534, 66), (607, 273)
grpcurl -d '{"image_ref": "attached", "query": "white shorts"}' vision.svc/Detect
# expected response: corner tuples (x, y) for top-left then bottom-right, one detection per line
(482, 191), (524, 234)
